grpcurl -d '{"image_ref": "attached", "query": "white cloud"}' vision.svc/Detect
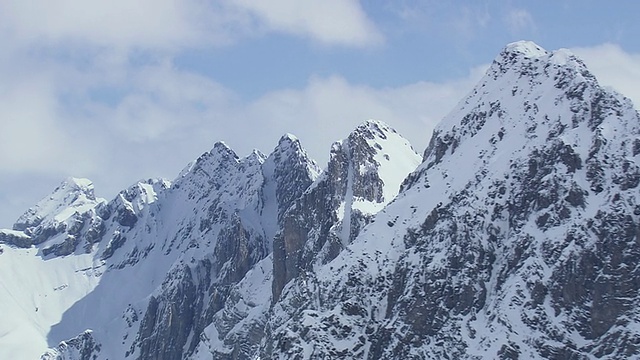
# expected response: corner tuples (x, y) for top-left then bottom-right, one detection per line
(0, 58), (101, 176)
(0, 0), (220, 50)
(387, 2), (491, 42)
(504, 8), (535, 34)
(571, 44), (640, 109)
(239, 69), (487, 162)
(108, 61), (236, 142)
(0, 51), (486, 227)
(0, 0), (381, 51)
(231, 0), (383, 47)
(0, 80), (80, 172)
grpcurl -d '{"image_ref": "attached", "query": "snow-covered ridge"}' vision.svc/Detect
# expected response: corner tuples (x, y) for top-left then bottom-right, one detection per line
(0, 178), (109, 252)
(0, 127), (329, 359)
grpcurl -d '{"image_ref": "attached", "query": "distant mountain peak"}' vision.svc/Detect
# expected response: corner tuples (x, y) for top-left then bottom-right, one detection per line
(59, 177), (97, 200)
(12, 177), (104, 232)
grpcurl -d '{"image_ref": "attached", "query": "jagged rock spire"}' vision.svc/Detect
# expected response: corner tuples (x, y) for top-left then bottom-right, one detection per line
(271, 119), (421, 302)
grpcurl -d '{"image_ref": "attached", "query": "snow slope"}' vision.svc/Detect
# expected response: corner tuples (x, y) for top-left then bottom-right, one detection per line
(0, 246), (101, 359)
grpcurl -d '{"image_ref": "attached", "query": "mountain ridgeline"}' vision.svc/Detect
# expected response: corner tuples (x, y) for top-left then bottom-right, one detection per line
(1, 41), (639, 359)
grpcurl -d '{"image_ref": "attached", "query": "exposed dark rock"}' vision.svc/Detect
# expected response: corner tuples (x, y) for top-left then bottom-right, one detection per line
(101, 232), (127, 260)
(115, 207), (138, 228)
(214, 216), (264, 285)
(43, 236), (80, 257)
(137, 266), (198, 360)
(0, 231), (32, 248)
(42, 330), (101, 360)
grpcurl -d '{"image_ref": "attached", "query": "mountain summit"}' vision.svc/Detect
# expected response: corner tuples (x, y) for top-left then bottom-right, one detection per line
(2, 41), (640, 359)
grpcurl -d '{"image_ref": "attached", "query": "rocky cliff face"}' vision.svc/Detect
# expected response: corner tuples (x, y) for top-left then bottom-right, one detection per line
(272, 120), (421, 303)
(129, 137), (322, 360)
(188, 122), (420, 359)
(15, 131), (324, 359)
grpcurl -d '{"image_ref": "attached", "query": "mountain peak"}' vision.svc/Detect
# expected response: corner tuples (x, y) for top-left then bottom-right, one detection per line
(13, 177), (103, 231)
(210, 141), (238, 161)
(410, 41), (623, 192)
(245, 149), (267, 164)
(279, 133), (299, 143)
(491, 40), (589, 79)
(274, 133), (303, 154)
(65, 176), (93, 186)
(351, 119), (396, 140)
(503, 40), (548, 58)
(269, 132), (321, 180)
(57, 177), (97, 201)
(361, 118), (390, 128)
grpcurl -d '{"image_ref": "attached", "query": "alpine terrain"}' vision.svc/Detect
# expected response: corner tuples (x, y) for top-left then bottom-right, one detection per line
(1, 40), (639, 359)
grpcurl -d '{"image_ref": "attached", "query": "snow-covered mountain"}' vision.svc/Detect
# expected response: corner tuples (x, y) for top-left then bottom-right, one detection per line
(2, 40), (640, 359)
(262, 41), (640, 359)
(0, 118), (419, 359)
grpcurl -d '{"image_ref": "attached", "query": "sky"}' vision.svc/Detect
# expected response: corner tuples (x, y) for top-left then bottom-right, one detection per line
(1, 0), (640, 228)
